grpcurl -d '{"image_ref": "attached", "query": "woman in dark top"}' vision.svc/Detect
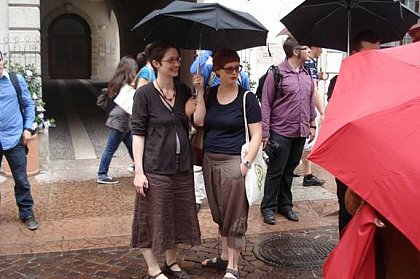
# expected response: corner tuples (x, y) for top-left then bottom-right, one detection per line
(131, 41), (205, 279)
(200, 49), (262, 279)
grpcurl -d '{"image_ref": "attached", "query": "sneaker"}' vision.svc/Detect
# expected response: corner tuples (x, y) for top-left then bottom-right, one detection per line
(127, 164), (135, 174)
(97, 175), (119, 184)
(303, 174), (325, 186)
(22, 215), (39, 231)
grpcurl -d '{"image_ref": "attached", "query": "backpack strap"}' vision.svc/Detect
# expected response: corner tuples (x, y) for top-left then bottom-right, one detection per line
(9, 72), (24, 116)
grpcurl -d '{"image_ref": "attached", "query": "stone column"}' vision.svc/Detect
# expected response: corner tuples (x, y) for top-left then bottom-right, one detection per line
(0, 1), (9, 42)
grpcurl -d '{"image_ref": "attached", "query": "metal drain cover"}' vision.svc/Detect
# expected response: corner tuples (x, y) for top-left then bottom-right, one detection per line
(253, 235), (335, 270)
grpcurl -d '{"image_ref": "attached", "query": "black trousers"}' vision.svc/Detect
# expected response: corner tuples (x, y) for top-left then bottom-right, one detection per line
(336, 178), (353, 237)
(260, 131), (306, 215)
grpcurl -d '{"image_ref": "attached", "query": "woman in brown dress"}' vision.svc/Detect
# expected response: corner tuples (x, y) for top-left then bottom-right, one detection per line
(200, 49), (262, 279)
(131, 41), (205, 279)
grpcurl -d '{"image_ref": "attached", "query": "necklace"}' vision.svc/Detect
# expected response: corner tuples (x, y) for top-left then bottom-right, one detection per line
(155, 80), (176, 102)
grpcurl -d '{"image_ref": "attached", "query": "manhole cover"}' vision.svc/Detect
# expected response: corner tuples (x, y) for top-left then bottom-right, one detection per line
(253, 235), (335, 270)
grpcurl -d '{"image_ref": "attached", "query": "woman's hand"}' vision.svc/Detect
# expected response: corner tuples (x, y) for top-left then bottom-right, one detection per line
(192, 74), (204, 91)
(134, 173), (149, 197)
(240, 163), (249, 177)
(185, 96), (196, 119)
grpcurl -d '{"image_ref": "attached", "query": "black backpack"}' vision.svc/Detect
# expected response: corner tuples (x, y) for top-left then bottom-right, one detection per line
(255, 65), (282, 102)
(9, 72), (25, 116)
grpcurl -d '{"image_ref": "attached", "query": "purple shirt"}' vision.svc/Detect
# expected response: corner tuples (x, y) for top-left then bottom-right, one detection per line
(261, 59), (316, 139)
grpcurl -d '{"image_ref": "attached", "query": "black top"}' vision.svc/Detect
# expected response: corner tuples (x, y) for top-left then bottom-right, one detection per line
(204, 86), (261, 155)
(131, 82), (194, 174)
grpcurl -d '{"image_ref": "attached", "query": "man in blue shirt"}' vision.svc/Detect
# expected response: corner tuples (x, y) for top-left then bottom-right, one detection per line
(0, 50), (39, 230)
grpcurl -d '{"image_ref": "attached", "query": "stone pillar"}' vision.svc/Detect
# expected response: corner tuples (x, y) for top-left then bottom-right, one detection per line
(0, 1), (9, 41)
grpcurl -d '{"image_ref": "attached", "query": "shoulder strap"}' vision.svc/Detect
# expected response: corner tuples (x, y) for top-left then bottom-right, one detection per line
(243, 91), (251, 144)
(9, 72), (24, 115)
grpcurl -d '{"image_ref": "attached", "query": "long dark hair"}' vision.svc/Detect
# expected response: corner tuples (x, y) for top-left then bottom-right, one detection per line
(108, 56), (138, 98)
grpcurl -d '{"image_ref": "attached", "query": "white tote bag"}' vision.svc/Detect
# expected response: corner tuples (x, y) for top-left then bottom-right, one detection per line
(241, 91), (267, 205)
(114, 83), (136, 115)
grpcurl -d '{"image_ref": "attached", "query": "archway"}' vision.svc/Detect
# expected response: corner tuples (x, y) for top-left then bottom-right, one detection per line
(48, 14), (91, 79)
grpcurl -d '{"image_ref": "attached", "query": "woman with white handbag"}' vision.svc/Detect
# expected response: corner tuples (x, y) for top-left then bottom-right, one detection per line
(200, 49), (262, 279)
(96, 56), (137, 184)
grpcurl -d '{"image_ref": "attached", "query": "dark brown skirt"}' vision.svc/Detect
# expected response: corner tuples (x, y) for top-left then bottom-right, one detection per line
(202, 152), (249, 249)
(131, 169), (201, 255)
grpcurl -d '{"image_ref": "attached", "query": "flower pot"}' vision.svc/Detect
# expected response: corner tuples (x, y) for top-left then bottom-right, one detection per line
(2, 134), (40, 177)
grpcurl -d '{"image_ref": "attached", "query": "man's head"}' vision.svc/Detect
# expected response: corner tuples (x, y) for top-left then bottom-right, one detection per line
(308, 46), (322, 59)
(351, 31), (381, 53)
(408, 23), (420, 43)
(283, 36), (310, 62)
(0, 51), (4, 77)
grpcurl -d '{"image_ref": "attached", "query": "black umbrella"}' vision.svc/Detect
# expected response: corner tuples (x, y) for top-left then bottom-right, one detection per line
(281, 0), (419, 53)
(132, 1), (268, 51)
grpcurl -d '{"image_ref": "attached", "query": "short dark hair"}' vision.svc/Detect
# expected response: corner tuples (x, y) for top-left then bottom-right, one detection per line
(351, 31), (380, 52)
(148, 41), (179, 71)
(212, 49), (240, 72)
(283, 36), (300, 58)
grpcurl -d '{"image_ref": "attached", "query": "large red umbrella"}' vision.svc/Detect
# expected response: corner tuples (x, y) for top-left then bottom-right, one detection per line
(309, 42), (420, 250)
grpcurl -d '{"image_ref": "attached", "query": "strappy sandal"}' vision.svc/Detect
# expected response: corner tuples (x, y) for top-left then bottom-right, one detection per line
(201, 256), (229, 270)
(223, 268), (240, 279)
(162, 262), (190, 279)
(142, 271), (166, 279)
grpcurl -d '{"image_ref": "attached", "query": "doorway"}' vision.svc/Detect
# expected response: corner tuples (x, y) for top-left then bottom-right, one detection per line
(48, 14), (91, 79)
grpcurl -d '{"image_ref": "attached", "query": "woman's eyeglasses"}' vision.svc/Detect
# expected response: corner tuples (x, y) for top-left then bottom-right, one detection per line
(221, 65), (242, 74)
(162, 57), (182, 64)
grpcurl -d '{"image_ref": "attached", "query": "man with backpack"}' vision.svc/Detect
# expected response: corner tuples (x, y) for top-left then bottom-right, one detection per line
(0, 50), (39, 230)
(260, 37), (316, 225)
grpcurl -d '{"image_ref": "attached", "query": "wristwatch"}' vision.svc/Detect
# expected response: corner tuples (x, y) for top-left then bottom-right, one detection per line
(242, 160), (251, 168)
(24, 128), (35, 135)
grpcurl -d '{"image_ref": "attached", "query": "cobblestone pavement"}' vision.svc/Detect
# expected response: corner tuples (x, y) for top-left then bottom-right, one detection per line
(0, 226), (338, 279)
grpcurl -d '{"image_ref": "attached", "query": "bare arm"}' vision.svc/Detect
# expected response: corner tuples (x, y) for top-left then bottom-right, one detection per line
(313, 80), (325, 123)
(240, 122), (263, 176)
(133, 135), (148, 197)
(136, 78), (149, 89)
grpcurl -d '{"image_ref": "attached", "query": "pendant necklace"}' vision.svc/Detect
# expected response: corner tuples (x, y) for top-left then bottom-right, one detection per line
(156, 80), (176, 102)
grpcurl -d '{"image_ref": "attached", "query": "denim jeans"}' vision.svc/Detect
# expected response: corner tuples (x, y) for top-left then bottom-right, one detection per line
(260, 131), (306, 215)
(98, 128), (133, 176)
(0, 141), (34, 219)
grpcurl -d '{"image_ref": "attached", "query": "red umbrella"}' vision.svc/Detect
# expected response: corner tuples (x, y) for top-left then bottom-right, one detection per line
(324, 204), (379, 279)
(309, 42), (420, 250)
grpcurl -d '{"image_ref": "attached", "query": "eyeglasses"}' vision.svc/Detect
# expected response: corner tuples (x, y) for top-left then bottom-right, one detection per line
(294, 46), (309, 51)
(162, 56), (182, 64)
(221, 65), (242, 74)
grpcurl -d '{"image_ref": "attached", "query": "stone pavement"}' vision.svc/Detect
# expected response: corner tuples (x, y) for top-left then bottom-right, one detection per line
(0, 163), (339, 278)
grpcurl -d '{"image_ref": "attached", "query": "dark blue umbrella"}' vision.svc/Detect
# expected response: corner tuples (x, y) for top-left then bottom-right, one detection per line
(281, 0), (419, 53)
(132, 1), (268, 51)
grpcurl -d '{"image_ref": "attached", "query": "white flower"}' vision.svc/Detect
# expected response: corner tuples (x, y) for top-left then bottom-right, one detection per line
(38, 113), (44, 119)
(32, 94), (38, 100)
(26, 70), (33, 77)
(36, 105), (45, 112)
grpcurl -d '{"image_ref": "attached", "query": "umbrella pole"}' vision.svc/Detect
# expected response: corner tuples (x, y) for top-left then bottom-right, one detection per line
(347, 8), (351, 56)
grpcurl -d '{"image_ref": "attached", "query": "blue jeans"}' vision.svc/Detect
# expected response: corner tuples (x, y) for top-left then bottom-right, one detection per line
(0, 141), (34, 219)
(98, 128), (133, 176)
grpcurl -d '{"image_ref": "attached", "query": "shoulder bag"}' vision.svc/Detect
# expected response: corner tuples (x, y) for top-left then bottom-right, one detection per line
(241, 91), (267, 205)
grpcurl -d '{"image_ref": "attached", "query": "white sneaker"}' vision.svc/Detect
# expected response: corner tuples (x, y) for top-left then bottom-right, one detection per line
(127, 164), (135, 173)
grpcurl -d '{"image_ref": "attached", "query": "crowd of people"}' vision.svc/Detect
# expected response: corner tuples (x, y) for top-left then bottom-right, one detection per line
(1, 23), (419, 279)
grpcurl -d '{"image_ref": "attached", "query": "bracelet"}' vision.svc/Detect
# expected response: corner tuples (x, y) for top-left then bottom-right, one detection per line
(310, 125), (317, 129)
